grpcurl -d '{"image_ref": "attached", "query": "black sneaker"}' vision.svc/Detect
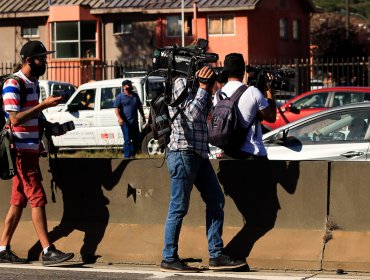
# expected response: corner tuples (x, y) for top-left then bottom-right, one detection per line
(209, 254), (246, 270)
(41, 245), (74, 266)
(0, 249), (28, 264)
(160, 259), (199, 273)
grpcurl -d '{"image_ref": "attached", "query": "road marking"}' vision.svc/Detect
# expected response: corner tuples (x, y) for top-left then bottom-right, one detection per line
(0, 263), (368, 280)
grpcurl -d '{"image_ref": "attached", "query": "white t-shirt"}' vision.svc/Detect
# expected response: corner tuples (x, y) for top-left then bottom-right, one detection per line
(213, 81), (269, 156)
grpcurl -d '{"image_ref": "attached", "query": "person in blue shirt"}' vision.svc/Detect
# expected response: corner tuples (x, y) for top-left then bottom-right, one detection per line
(114, 80), (145, 158)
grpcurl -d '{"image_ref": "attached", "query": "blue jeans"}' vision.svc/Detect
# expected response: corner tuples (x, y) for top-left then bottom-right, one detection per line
(162, 150), (225, 261)
(120, 123), (139, 158)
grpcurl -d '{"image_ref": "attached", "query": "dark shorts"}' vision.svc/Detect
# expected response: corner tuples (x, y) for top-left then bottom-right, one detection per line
(11, 152), (47, 208)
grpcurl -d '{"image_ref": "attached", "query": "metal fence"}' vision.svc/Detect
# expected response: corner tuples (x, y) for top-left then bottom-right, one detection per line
(1, 57), (370, 95)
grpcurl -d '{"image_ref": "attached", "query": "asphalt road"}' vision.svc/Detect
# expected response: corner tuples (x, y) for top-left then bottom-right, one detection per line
(1, 263), (370, 280)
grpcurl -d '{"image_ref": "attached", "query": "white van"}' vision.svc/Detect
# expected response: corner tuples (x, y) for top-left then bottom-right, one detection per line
(43, 76), (165, 154)
(38, 80), (76, 113)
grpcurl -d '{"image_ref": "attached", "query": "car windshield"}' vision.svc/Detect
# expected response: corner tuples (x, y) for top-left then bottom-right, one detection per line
(292, 92), (329, 109)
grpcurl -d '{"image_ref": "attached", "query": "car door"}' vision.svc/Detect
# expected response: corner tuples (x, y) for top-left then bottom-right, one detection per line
(265, 108), (370, 161)
(49, 88), (98, 147)
(95, 85), (123, 146)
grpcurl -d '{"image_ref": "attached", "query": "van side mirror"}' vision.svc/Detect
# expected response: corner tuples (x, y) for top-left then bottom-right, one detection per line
(67, 103), (79, 112)
(287, 104), (300, 114)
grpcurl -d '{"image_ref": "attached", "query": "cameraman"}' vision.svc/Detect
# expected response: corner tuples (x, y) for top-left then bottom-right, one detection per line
(161, 66), (246, 272)
(217, 53), (276, 159)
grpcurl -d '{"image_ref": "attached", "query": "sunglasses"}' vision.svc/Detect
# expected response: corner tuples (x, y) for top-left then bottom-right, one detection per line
(33, 55), (47, 62)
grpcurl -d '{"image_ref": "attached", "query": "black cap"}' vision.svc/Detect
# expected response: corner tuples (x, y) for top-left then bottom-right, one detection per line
(20, 40), (55, 59)
(122, 80), (132, 86)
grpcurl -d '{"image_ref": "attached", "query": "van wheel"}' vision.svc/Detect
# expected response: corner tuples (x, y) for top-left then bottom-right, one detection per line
(141, 132), (164, 155)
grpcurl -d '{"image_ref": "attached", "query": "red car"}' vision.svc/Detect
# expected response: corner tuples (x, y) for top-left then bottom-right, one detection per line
(262, 87), (370, 131)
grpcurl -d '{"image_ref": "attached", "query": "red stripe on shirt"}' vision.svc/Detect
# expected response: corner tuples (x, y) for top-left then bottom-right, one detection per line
(12, 125), (39, 133)
(25, 100), (38, 107)
(3, 99), (20, 106)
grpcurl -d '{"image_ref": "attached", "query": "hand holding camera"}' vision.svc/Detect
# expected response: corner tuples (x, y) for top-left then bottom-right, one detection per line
(47, 121), (75, 136)
(197, 66), (216, 91)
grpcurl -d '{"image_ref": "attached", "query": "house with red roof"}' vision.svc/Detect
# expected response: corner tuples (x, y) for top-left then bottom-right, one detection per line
(0, 0), (318, 84)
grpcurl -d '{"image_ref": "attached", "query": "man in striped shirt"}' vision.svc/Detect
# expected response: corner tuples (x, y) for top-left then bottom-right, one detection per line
(161, 67), (246, 272)
(0, 41), (74, 266)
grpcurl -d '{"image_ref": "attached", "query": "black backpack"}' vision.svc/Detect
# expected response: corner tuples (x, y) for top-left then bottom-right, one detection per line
(208, 84), (256, 150)
(148, 89), (187, 150)
(0, 74), (27, 180)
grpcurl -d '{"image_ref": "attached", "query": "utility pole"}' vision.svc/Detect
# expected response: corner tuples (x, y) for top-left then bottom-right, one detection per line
(181, 0), (185, 47)
(345, 0), (349, 39)
(193, 0), (197, 41)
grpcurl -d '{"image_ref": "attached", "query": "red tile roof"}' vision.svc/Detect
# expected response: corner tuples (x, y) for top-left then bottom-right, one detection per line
(0, 0), (318, 15)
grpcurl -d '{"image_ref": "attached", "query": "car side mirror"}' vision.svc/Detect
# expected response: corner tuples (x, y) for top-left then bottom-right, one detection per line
(270, 129), (287, 143)
(287, 104), (300, 114)
(67, 103), (79, 112)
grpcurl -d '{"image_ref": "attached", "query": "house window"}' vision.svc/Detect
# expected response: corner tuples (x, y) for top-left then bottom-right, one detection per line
(50, 21), (96, 59)
(114, 20), (133, 35)
(208, 15), (235, 35)
(166, 16), (192, 37)
(21, 25), (39, 38)
(279, 18), (288, 39)
(293, 19), (301, 40)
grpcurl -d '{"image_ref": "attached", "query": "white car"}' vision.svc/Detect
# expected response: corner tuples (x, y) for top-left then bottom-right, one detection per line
(43, 76), (165, 154)
(263, 102), (370, 161)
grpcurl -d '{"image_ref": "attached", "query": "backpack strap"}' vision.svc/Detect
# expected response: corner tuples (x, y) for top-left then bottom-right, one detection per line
(3, 130), (15, 177)
(216, 84), (248, 103)
(5, 75), (27, 107)
(215, 89), (227, 103)
(231, 84), (258, 139)
(229, 84), (248, 102)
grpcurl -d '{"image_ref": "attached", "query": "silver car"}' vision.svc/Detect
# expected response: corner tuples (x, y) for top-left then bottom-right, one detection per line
(263, 102), (370, 161)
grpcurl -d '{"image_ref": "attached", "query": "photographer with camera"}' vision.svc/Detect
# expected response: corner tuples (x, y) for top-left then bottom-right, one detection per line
(160, 66), (246, 272)
(0, 41), (74, 266)
(217, 53), (276, 159)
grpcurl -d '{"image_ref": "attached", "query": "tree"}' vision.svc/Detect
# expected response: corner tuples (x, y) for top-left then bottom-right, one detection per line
(311, 12), (369, 58)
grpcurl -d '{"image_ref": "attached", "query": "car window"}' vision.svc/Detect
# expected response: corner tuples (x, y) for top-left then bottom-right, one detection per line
(52, 84), (75, 104)
(53, 84), (75, 104)
(285, 110), (370, 143)
(100, 87), (121, 109)
(147, 80), (165, 102)
(331, 91), (368, 107)
(292, 92), (328, 109)
(70, 89), (96, 110)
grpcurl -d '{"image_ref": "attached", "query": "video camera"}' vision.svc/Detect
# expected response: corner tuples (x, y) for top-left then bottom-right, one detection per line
(245, 65), (294, 93)
(152, 38), (227, 84)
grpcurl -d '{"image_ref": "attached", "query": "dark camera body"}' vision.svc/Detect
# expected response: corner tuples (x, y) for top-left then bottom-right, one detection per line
(246, 65), (294, 92)
(152, 38), (219, 82)
(46, 121), (75, 136)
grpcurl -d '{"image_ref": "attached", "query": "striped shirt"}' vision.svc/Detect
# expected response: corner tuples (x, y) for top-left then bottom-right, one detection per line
(2, 70), (40, 153)
(168, 77), (212, 158)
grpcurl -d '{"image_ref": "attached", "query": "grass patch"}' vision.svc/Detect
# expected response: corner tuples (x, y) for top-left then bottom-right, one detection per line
(56, 150), (164, 159)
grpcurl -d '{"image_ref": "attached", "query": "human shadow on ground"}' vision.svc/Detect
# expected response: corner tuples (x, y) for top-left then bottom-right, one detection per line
(28, 158), (129, 264)
(217, 160), (299, 260)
